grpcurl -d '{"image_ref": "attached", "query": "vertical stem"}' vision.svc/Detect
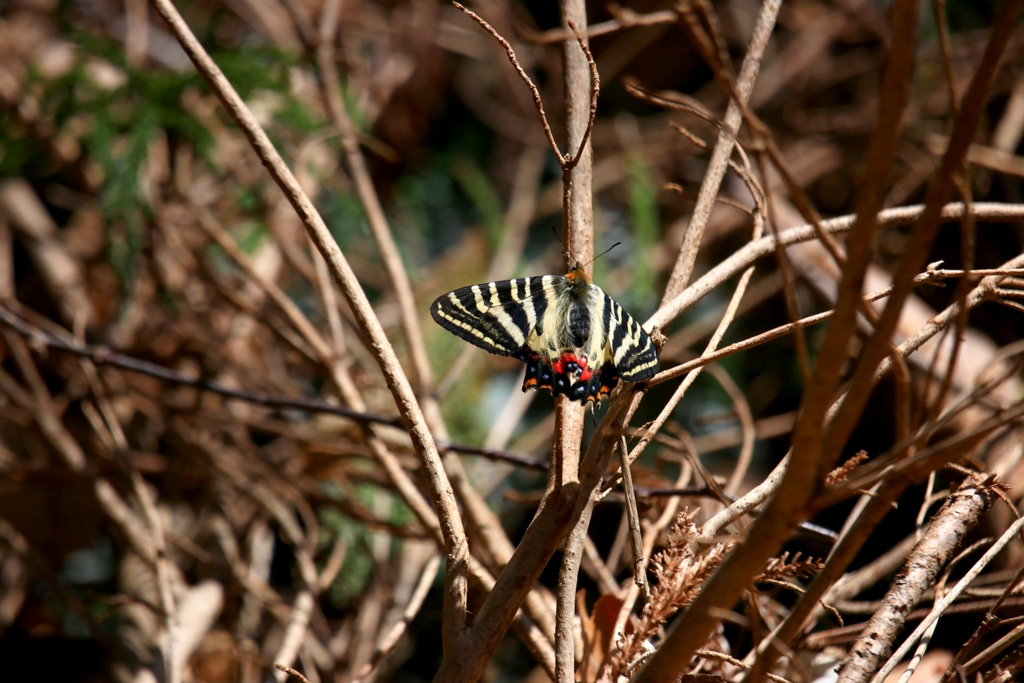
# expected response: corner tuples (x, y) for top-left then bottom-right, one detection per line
(620, 436), (650, 597)
(555, 401), (632, 681)
(561, 0), (594, 269)
(553, 1), (594, 678)
(552, 0), (593, 489)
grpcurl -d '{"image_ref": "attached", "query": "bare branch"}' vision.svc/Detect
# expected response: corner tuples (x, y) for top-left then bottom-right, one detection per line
(648, 202), (1024, 333)
(660, 0), (781, 303)
(563, 19), (599, 171)
(868, 496), (1024, 683)
(837, 475), (999, 683)
(453, 3), (562, 161)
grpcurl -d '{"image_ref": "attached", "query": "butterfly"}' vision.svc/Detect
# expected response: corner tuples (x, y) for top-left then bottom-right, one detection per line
(430, 261), (658, 406)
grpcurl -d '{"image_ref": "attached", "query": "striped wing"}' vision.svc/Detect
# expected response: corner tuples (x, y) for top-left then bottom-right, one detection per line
(430, 276), (555, 359)
(601, 292), (659, 382)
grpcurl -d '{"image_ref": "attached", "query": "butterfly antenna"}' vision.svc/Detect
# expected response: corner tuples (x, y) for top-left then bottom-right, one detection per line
(551, 226), (578, 270)
(582, 242), (622, 269)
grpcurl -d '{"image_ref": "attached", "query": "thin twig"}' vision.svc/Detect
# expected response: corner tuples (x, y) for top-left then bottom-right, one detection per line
(619, 435), (650, 598)
(564, 19), (599, 170)
(756, 151), (812, 382)
(660, 0), (781, 304)
(939, 564), (1024, 682)
(611, 457), (694, 641)
(0, 303), (547, 469)
(960, 620), (1024, 678)
(628, 212), (764, 471)
(275, 663), (312, 683)
(453, 3), (562, 161)
(524, 7), (678, 44)
(314, 0), (440, 408)
(647, 202), (1024, 333)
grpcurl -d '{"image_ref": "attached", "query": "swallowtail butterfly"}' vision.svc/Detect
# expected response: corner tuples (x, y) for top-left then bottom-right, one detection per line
(430, 263), (659, 406)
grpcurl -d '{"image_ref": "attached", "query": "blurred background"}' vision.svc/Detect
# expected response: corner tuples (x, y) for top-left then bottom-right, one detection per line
(0, 0), (1023, 681)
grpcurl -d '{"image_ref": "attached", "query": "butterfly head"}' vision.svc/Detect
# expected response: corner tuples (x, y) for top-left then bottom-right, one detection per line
(564, 262), (592, 295)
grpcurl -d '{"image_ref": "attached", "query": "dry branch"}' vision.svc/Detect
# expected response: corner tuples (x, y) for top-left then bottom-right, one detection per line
(660, 0), (781, 304)
(837, 475), (1000, 683)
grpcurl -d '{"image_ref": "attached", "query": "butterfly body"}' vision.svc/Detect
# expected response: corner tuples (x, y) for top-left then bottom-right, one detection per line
(431, 264), (658, 406)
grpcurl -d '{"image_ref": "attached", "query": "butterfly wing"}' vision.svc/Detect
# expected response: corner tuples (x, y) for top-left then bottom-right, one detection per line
(602, 294), (659, 382)
(431, 273), (658, 406)
(430, 276), (555, 359)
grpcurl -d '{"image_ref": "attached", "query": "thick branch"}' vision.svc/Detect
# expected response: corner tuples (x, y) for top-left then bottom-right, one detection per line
(837, 477), (997, 683)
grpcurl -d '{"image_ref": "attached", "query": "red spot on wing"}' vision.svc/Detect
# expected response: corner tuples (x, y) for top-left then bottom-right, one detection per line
(551, 352), (593, 381)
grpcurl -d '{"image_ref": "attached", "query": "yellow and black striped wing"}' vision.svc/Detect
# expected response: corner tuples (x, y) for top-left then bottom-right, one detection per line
(430, 276), (558, 359)
(600, 291), (658, 382)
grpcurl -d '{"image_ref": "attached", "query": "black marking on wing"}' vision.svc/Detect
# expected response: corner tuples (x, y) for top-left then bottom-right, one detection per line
(522, 350), (620, 408)
(431, 277), (550, 359)
(507, 303), (528, 338)
(529, 278), (550, 338)
(611, 299), (658, 381)
(606, 294), (626, 361)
